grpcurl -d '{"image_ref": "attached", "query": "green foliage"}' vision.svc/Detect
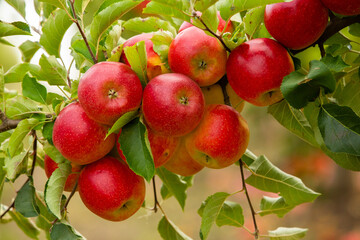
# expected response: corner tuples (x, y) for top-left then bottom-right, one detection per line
(5, 0), (26, 19)
(106, 110), (139, 138)
(124, 41), (148, 86)
(123, 17), (177, 36)
(0, 21), (31, 37)
(50, 221), (85, 240)
(14, 177), (40, 218)
(267, 227), (308, 239)
(158, 216), (192, 240)
(19, 41), (41, 63)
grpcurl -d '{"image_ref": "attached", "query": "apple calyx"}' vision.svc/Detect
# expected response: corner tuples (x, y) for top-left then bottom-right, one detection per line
(198, 60), (207, 70)
(108, 89), (119, 99)
(179, 96), (189, 105)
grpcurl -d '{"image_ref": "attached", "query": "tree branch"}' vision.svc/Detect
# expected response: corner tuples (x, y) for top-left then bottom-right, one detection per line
(0, 110), (21, 133)
(239, 159), (259, 239)
(218, 75), (231, 106)
(69, 0), (97, 64)
(291, 14), (360, 56)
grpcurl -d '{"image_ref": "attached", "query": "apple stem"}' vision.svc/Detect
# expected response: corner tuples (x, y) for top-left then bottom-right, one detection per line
(239, 159), (259, 239)
(197, 16), (232, 53)
(152, 176), (158, 213)
(218, 76), (231, 106)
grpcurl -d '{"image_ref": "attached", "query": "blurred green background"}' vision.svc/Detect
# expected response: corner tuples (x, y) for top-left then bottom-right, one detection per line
(1, 0), (360, 239)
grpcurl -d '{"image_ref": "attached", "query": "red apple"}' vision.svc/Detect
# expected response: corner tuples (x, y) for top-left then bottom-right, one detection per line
(78, 156), (145, 221)
(320, 0), (360, 16)
(142, 73), (205, 137)
(226, 38), (295, 106)
(168, 26), (228, 87)
(78, 62), (142, 126)
(185, 104), (249, 169)
(121, 33), (170, 80)
(116, 126), (180, 168)
(178, 11), (233, 33)
(44, 155), (82, 192)
(164, 138), (204, 176)
(264, 0), (329, 50)
(52, 103), (116, 165)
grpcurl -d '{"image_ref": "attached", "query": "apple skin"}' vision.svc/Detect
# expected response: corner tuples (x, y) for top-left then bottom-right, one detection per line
(44, 155), (82, 192)
(164, 138), (204, 176)
(264, 0), (329, 50)
(226, 83), (245, 113)
(226, 38), (295, 106)
(178, 11), (233, 33)
(78, 62), (142, 126)
(52, 103), (116, 165)
(142, 73), (205, 137)
(121, 33), (170, 80)
(185, 104), (249, 169)
(320, 0), (360, 16)
(168, 26), (228, 87)
(116, 126), (180, 168)
(78, 156), (145, 221)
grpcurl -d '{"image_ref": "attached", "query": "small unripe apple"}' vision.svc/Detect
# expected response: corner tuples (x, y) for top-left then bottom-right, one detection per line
(226, 38), (295, 106)
(78, 62), (143, 126)
(121, 33), (170, 80)
(185, 104), (250, 169)
(320, 0), (360, 16)
(78, 156), (145, 221)
(264, 0), (329, 50)
(226, 83), (245, 113)
(142, 73), (205, 137)
(52, 103), (116, 165)
(201, 84), (225, 105)
(164, 138), (204, 176)
(168, 26), (228, 87)
(44, 155), (82, 192)
(116, 126), (180, 168)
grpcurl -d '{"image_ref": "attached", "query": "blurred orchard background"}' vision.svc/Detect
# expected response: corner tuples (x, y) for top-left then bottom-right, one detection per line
(0, 0), (360, 239)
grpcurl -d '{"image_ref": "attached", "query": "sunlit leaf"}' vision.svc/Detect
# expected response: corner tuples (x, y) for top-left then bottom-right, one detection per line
(123, 16), (177, 36)
(268, 227), (308, 239)
(19, 40), (41, 62)
(259, 196), (294, 217)
(5, 0), (26, 19)
(106, 110), (139, 138)
(38, 54), (67, 86)
(143, 0), (191, 22)
(0, 21), (31, 37)
(8, 118), (38, 157)
(124, 41), (148, 87)
(22, 75), (47, 104)
(158, 216), (192, 240)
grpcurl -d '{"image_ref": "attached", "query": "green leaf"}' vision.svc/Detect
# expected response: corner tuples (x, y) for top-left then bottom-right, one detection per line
(50, 221), (85, 240)
(44, 162), (72, 219)
(268, 227), (308, 239)
(43, 142), (67, 164)
(195, 5), (218, 33)
(143, 1), (191, 22)
(199, 192), (230, 240)
(39, 54), (67, 85)
(304, 102), (360, 171)
(14, 177), (40, 217)
(243, 6), (270, 39)
(348, 23), (360, 37)
(0, 21), (31, 37)
(106, 110), (139, 138)
(40, 9), (73, 58)
(318, 103), (360, 156)
(104, 21), (122, 54)
(0, 67), (4, 106)
(71, 38), (97, 64)
(119, 118), (154, 182)
(8, 210), (40, 239)
(4, 150), (28, 181)
(151, 30), (173, 69)
(19, 40), (41, 62)
(5, 95), (40, 119)
(158, 216), (192, 240)
(215, 201), (244, 227)
(281, 60), (336, 109)
(8, 118), (39, 157)
(90, 0), (143, 45)
(22, 75), (47, 104)
(194, 0), (219, 11)
(5, 0), (26, 19)
(333, 80), (360, 116)
(35, 191), (56, 224)
(216, 0), (284, 20)
(123, 17), (177, 36)
(38, 0), (67, 10)
(246, 155), (320, 206)
(156, 167), (189, 210)
(160, 175), (193, 200)
(321, 54), (350, 72)
(42, 122), (55, 145)
(4, 63), (41, 83)
(258, 196), (294, 217)
(268, 101), (318, 147)
(0, 37), (15, 46)
(124, 41), (148, 87)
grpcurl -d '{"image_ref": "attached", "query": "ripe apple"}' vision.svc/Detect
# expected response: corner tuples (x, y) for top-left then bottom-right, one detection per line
(201, 84), (225, 105)
(168, 26), (228, 87)
(116, 126), (180, 168)
(164, 138), (204, 176)
(226, 38), (295, 106)
(120, 33), (170, 80)
(142, 73), (205, 137)
(78, 156), (145, 221)
(78, 62), (142, 126)
(264, 0), (329, 50)
(52, 103), (116, 165)
(178, 11), (233, 33)
(44, 155), (82, 192)
(320, 0), (360, 16)
(185, 104), (250, 169)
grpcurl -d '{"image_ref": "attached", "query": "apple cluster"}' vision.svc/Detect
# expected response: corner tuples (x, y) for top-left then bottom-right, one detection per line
(43, 0), (359, 223)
